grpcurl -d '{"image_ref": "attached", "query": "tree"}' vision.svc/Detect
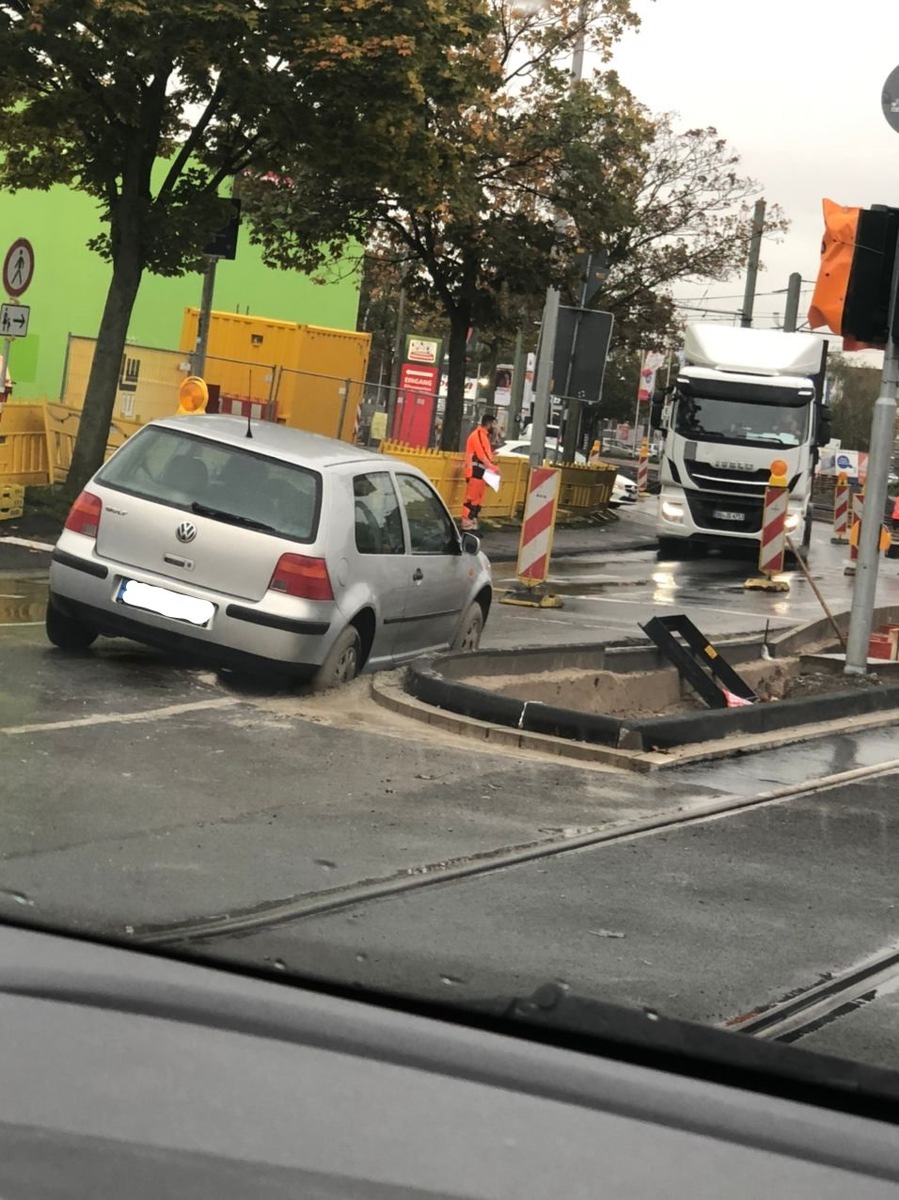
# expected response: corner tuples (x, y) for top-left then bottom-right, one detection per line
(0, 0), (484, 492)
(827, 356), (883, 451)
(242, 0), (651, 451)
(594, 115), (789, 351)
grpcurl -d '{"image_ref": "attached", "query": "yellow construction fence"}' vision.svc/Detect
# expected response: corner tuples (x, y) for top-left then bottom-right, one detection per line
(0, 401), (143, 489)
(379, 441), (616, 519)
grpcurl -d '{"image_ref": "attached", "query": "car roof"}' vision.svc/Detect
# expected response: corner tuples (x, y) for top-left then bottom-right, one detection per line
(149, 415), (389, 471)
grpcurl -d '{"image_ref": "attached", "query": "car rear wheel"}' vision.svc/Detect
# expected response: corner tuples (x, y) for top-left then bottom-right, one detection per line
(45, 596), (98, 651)
(452, 602), (484, 652)
(310, 626), (361, 692)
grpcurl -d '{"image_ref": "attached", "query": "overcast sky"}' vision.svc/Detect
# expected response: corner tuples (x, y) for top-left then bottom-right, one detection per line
(606, 0), (899, 335)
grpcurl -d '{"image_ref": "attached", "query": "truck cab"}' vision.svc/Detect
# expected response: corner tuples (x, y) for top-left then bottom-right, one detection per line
(653, 324), (829, 559)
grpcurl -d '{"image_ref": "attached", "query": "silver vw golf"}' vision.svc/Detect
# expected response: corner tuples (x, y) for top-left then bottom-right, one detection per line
(47, 415), (492, 687)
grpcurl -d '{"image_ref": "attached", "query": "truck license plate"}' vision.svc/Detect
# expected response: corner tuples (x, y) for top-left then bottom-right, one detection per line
(713, 509), (744, 522)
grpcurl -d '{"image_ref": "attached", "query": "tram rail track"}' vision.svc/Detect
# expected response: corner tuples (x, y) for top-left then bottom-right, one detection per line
(725, 945), (899, 1044)
(133, 755), (899, 949)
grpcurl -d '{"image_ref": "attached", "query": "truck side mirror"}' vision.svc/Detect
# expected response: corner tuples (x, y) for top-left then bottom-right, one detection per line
(816, 411), (832, 448)
(649, 396), (664, 431)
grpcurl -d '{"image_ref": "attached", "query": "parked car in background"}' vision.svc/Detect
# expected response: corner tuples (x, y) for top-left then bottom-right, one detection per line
(47, 416), (492, 688)
(497, 440), (637, 507)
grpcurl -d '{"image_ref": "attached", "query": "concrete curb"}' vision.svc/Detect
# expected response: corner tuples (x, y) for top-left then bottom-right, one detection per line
(369, 671), (899, 773)
(381, 608), (899, 765)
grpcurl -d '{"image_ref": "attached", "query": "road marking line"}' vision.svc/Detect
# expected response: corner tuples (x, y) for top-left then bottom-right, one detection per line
(0, 537), (55, 552)
(1, 697), (237, 736)
(0, 621), (44, 627)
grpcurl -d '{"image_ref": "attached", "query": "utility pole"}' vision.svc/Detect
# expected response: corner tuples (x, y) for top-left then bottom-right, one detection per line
(571, 0), (586, 81)
(783, 272), (802, 332)
(740, 199), (766, 328)
(387, 282), (406, 441)
(192, 256), (219, 377)
(509, 327), (527, 436)
(844, 248), (899, 672)
(529, 288), (560, 468)
(558, 1), (588, 462)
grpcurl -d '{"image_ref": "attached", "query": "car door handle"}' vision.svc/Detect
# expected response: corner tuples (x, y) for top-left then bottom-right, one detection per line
(412, 568), (424, 582)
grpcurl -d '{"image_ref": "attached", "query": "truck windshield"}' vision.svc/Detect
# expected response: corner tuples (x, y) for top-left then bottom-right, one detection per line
(673, 392), (810, 447)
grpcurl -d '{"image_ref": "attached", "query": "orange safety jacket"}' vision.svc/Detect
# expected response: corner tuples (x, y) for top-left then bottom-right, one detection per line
(892, 494), (899, 522)
(464, 426), (497, 480)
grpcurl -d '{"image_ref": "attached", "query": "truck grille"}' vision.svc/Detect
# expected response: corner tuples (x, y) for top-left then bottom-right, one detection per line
(684, 462), (801, 496)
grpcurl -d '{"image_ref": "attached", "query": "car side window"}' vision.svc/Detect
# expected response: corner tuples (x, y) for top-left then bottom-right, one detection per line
(352, 472), (405, 555)
(396, 475), (459, 555)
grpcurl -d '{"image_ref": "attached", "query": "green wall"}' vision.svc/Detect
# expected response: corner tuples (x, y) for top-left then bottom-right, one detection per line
(1, 186), (361, 399)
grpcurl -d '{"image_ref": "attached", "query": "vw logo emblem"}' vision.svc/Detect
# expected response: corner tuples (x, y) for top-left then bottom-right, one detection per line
(176, 521), (197, 544)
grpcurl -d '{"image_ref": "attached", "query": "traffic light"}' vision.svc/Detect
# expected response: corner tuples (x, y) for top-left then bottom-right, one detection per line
(807, 199), (899, 350)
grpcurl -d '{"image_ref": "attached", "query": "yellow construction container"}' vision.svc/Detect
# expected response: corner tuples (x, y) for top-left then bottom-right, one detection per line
(179, 310), (371, 441)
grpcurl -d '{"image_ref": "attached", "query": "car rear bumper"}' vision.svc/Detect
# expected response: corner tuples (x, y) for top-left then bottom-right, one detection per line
(49, 589), (322, 680)
(49, 546), (337, 679)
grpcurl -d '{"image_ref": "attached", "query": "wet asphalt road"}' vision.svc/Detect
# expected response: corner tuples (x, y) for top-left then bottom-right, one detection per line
(2, 514), (899, 1077)
(197, 770), (899, 1069)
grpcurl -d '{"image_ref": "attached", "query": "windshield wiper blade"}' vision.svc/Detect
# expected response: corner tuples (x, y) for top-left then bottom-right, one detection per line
(190, 501), (276, 533)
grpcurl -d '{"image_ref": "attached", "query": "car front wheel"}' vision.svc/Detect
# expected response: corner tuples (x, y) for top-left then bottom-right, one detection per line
(45, 595), (98, 651)
(310, 626), (361, 692)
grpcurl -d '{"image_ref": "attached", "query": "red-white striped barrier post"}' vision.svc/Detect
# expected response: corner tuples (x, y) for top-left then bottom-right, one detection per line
(500, 465), (563, 608)
(845, 486), (891, 575)
(831, 471), (850, 543)
(744, 458), (790, 592)
(637, 437), (650, 497)
(846, 486), (864, 575)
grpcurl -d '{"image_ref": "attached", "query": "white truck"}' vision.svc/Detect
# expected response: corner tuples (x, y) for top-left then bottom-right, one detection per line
(652, 323), (829, 559)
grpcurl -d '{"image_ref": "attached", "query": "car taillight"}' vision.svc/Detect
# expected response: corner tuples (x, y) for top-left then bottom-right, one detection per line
(64, 490), (103, 538)
(268, 554), (334, 601)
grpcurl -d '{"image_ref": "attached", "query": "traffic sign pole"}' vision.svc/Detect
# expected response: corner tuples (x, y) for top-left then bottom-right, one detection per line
(0, 238), (36, 420)
(0, 337), (11, 417)
(844, 69), (899, 671)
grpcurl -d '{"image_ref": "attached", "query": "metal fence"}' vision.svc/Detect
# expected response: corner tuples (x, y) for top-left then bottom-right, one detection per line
(60, 335), (279, 426)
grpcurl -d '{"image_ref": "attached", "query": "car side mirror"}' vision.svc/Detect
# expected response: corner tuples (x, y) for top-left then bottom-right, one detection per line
(461, 532), (480, 555)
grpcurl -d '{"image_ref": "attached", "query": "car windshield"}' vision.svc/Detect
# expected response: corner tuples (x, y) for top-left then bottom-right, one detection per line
(5, 0), (899, 1159)
(97, 426), (321, 542)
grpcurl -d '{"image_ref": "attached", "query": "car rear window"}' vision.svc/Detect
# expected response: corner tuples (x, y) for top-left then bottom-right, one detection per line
(97, 425), (321, 543)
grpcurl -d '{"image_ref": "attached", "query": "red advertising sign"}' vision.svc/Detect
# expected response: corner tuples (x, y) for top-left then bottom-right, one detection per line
(393, 363), (439, 447)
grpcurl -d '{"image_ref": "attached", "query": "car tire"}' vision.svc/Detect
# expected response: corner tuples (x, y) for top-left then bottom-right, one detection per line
(452, 601), (484, 652)
(310, 626), (361, 692)
(45, 596), (98, 651)
(658, 536), (685, 560)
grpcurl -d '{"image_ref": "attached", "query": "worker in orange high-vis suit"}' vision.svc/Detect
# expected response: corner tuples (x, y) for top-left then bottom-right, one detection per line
(460, 411), (499, 532)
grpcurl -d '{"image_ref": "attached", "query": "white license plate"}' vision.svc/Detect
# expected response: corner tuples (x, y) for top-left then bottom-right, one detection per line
(117, 579), (215, 627)
(713, 509), (744, 522)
